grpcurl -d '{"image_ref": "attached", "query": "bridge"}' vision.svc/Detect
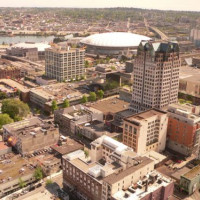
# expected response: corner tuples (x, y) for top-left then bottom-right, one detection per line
(144, 17), (169, 41)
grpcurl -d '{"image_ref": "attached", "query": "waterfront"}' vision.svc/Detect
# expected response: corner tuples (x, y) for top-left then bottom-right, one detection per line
(0, 35), (54, 44)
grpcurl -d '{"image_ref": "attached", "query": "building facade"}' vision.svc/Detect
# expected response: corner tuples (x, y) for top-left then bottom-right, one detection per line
(167, 104), (200, 156)
(45, 46), (85, 82)
(130, 41), (180, 113)
(3, 117), (59, 155)
(123, 109), (168, 155)
(62, 136), (155, 200)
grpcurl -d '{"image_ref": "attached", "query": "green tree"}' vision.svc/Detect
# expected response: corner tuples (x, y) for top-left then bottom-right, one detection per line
(84, 149), (89, 158)
(84, 60), (89, 68)
(81, 95), (88, 103)
(34, 167), (43, 181)
(0, 91), (7, 100)
(1, 99), (30, 121)
(46, 179), (53, 186)
(63, 99), (70, 108)
(96, 90), (104, 99)
(51, 100), (58, 112)
(19, 178), (26, 188)
(89, 92), (96, 102)
(0, 114), (14, 129)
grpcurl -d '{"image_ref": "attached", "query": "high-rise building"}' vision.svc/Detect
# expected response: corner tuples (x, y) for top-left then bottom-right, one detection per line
(167, 103), (200, 157)
(130, 41), (180, 113)
(123, 109), (168, 155)
(45, 46), (85, 82)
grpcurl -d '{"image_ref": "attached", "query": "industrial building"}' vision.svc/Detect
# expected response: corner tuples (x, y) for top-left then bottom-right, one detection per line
(6, 42), (50, 61)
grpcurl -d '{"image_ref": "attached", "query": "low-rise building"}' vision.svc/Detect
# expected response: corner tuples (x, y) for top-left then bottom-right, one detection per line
(30, 83), (87, 113)
(112, 171), (174, 200)
(54, 104), (103, 134)
(3, 117), (59, 155)
(167, 104), (200, 157)
(180, 164), (200, 195)
(123, 109), (168, 155)
(0, 154), (36, 198)
(0, 65), (20, 79)
(62, 135), (155, 200)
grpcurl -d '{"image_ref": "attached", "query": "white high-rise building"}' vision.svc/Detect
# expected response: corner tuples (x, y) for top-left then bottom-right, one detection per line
(45, 46), (85, 82)
(130, 41), (180, 113)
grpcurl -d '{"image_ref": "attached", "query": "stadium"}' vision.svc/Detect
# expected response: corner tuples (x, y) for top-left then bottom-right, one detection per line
(80, 32), (151, 56)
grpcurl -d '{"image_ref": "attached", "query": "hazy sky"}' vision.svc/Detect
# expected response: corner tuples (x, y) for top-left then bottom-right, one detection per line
(0, 0), (200, 11)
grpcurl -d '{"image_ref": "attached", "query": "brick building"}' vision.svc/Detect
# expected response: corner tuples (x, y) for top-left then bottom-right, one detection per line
(167, 104), (200, 156)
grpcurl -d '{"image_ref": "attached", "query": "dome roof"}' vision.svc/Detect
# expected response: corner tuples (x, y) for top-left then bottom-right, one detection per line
(81, 32), (151, 48)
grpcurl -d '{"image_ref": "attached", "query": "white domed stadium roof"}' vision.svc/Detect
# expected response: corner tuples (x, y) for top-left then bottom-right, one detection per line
(81, 32), (151, 48)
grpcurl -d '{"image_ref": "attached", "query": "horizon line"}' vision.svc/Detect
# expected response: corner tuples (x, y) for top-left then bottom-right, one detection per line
(0, 6), (200, 12)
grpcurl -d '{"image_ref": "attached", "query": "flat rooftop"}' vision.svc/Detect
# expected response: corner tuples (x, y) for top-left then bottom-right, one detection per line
(30, 83), (85, 103)
(51, 138), (83, 155)
(179, 66), (200, 83)
(103, 156), (153, 185)
(0, 79), (29, 93)
(124, 109), (166, 124)
(183, 164), (200, 180)
(0, 154), (34, 183)
(3, 117), (57, 139)
(90, 97), (129, 114)
(112, 171), (173, 200)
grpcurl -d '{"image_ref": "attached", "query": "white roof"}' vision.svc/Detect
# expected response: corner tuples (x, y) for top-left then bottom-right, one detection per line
(11, 42), (51, 52)
(81, 32), (151, 48)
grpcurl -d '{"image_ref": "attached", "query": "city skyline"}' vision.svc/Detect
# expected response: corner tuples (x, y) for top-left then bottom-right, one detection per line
(0, 0), (200, 12)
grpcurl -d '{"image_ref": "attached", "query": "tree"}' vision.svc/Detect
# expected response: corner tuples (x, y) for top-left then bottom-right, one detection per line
(96, 90), (104, 99)
(0, 91), (7, 100)
(63, 99), (70, 108)
(89, 92), (96, 102)
(84, 149), (89, 158)
(46, 179), (53, 186)
(0, 114), (14, 129)
(51, 100), (58, 112)
(81, 95), (88, 103)
(1, 99), (30, 121)
(34, 167), (43, 181)
(84, 60), (89, 68)
(19, 178), (26, 188)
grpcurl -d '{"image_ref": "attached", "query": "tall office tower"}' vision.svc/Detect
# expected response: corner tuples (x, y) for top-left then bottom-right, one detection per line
(45, 46), (85, 82)
(130, 41), (180, 113)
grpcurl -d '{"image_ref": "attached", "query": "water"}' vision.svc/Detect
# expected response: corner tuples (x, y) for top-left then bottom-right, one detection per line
(0, 35), (55, 44)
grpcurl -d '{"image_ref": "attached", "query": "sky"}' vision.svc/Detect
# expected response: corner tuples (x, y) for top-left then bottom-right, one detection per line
(0, 0), (200, 12)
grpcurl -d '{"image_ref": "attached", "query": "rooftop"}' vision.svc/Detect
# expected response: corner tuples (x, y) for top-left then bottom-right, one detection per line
(112, 171), (173, 200)
(51, 137), (83, 155)
(30, 83), (85, 104)
(103, 156), (153, 185)
(124, 109), (166, 124)
(10, 42), (51, 52)
(3, 117), (58, 139)
(0, 79), (29, 93)
(81, 32), (151, 48)
(183, 164), (200, 180)
(90, 97), (129, 114)
(179, 66), (200, 83)
(0, 154), (34, 184)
